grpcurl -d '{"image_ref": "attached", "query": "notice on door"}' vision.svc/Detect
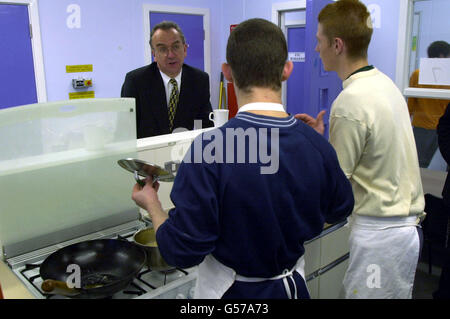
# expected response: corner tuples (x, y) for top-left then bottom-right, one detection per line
(288, 52), (305, 63)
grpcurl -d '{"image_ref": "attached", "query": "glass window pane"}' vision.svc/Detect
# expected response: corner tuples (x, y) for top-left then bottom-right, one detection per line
(407, 0), (450, 171)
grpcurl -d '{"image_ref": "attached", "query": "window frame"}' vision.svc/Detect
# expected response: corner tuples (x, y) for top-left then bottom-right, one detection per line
(396, 0), (450, 100)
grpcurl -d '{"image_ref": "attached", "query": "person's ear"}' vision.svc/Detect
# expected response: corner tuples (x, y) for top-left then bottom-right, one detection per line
(222, 63), (233, 83)
(281, 61), (294, 82)
(183, 43), (188, 58)
(334, 37), (345, 55)
(150, 43), (157, 61)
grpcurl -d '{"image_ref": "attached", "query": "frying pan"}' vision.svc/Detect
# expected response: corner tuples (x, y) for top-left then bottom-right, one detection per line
(40, 239), (146, 298)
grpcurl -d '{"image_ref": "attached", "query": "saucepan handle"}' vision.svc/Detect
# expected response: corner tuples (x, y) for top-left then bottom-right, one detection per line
(134, 171), (146, 187)
(41, 279), (80, 296)
(134, 170), (159, 187)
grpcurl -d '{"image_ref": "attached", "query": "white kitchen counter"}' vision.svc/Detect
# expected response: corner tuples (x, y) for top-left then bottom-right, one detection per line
(137, 128), (211, 152)
(0, 261), (34, 299)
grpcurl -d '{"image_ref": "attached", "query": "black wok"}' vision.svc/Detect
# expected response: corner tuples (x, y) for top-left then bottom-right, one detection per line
(40, 239), (146, 298)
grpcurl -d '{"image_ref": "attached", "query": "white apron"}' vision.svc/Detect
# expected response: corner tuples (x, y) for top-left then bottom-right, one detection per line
(342, 215), (421, 299)
(194, 102), (304, 299)
(194, 254), (306, 299)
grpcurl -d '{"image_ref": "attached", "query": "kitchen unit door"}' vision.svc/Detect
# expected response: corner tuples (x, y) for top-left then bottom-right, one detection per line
(0, 3), (38, 109)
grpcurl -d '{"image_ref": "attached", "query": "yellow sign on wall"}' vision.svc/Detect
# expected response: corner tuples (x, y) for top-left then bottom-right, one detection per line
(66, 64), (93, 73)
(69, 91), (95, 99)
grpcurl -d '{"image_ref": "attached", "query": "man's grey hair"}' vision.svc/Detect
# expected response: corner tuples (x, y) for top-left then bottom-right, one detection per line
(150, 21), (186, 49)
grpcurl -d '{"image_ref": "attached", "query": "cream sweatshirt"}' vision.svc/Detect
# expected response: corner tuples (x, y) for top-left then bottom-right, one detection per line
(329, 68), (425, 217)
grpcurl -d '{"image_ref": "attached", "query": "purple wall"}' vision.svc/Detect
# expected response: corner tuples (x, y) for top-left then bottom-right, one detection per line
(37, 0), (223, 104)
(35, 0), (401, 107)
(235, 0), (401, 83)
(361, 0), (401, 82)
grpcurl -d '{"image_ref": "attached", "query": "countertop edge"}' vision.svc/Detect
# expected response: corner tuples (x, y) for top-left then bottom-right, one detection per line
(0, 260), (34, 299)
(305, 220), (348, 245)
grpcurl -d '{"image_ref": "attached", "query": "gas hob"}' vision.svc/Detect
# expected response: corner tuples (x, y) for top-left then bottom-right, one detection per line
(5, 221), (197, 299)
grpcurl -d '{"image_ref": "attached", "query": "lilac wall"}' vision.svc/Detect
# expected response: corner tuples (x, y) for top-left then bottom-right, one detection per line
(36, 0), (402, 106)
(37, 0), (223, 104)
(225, 0), (401, 83)
(361, 0), (401, 82)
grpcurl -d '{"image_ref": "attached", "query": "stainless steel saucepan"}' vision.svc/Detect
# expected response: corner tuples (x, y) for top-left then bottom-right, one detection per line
(133, 227), (174, 271)
(117, 158), (175, 187)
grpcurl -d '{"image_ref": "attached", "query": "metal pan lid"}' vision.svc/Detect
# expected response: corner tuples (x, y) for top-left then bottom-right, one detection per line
(117, 158), (175, 183)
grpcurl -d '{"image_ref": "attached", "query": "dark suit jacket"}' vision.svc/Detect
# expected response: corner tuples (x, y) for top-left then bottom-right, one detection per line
(121, 62), (213, 138)
(437, 103), (450, 206)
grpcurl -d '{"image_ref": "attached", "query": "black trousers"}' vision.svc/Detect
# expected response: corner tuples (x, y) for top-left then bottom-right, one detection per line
(423, 193), (450, 299)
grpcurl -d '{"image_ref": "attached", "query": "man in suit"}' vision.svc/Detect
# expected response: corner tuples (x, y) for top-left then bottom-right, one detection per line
(432, 102), (450, 299)
(121, 21), (213, 139)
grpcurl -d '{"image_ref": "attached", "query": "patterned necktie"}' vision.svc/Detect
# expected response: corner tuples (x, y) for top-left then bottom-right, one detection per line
(168, 78), (179, 132)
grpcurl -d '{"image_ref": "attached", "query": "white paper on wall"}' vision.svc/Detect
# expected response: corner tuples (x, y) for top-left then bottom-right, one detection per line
(418, 58), (450, 86)
(288, 52), (305, 63)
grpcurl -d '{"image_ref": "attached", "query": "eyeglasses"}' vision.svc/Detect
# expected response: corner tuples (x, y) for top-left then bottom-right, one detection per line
(154, 43), (185, 56)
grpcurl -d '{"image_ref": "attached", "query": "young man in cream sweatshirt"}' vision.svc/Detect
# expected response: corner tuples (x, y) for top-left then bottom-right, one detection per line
(296, 0), (425, 298)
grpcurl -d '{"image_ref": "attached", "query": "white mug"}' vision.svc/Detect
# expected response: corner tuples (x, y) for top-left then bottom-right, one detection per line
(209, 109), (229, 127)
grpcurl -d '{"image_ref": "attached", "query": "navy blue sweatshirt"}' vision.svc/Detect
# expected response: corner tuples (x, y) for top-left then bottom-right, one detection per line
(156, 112), (354, 298)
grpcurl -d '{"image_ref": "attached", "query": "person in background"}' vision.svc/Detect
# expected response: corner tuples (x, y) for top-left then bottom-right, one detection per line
(131, 18), (354, 299)
(432, 102), (450, 299)
(121, 21), (213, 139)
(408, 41), (450, 168)
(295, 0), (425, 298)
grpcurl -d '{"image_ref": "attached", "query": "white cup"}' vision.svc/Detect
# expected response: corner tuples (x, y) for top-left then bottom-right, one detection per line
(209, 109), (229, 128)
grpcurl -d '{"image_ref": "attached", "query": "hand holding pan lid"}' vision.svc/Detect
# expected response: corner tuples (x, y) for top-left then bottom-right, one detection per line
(117, 158), (175, 186)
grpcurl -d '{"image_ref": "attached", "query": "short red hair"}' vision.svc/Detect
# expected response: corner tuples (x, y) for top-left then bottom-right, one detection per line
(318, 0), (373, 59)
